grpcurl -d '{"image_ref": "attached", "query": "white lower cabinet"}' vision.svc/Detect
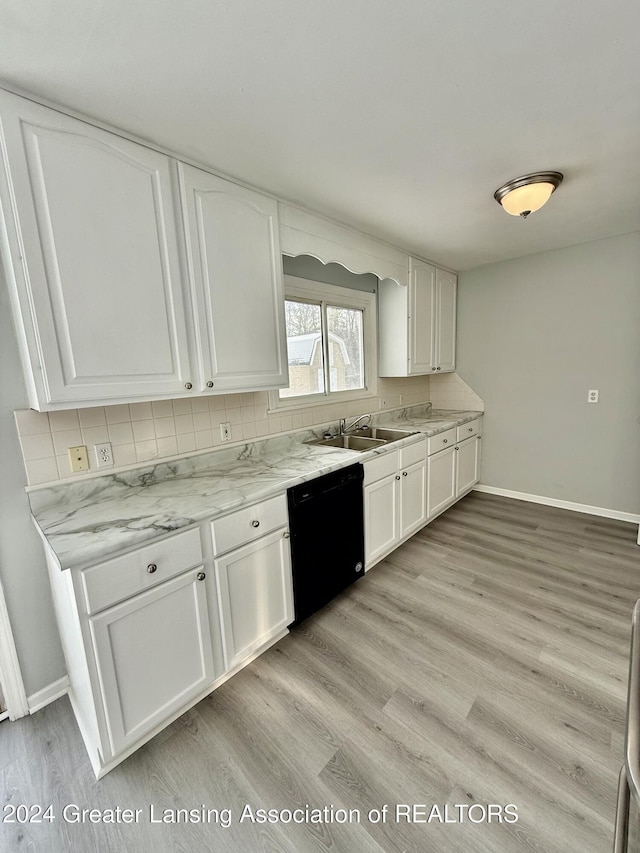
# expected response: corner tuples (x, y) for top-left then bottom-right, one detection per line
(215, 528), (294, 669)
(211, 494), (294, 670)
(427, 418), (482, 520)
(45, 495), (294, 778)
(89, 567), (216, 756)
(364, 437), (427, 568)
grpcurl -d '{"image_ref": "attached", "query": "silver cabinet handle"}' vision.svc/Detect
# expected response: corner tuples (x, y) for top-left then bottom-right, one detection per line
(468, 427), (474, 432)
(395, 475), (401, 481)
(283, 531), (290, 539)
(197, 571), (206, 581)
(206, 381), (214, 388)
(431, 367), (437, 371)
(402, 471), (408, 476)
(184, 382), (193, 390)
(251, 520), (260, 528)
(437, 366), (442, 370)
(443, 439), (448, 444)
(455, 446), (459, 451)
(147, 563), (157, 573)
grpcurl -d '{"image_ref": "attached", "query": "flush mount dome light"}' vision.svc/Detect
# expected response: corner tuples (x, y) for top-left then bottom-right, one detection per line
(494, 171), (563, 218)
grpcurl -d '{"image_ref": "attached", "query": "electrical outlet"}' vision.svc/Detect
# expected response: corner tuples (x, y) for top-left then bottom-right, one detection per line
(94, 442), (114, 468)
(68, 445), (89, 473)
(220, 422), (232, 442)
(587, 389), (599, 403)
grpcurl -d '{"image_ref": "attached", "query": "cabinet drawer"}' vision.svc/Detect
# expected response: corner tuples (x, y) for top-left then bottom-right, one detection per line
(211, 494), (287, 555)
(81, 528), (203, 615)
(399, 436), (427, 469)
(363, 449), (399, 485)
(427, 428), (457, 456)
(456, 418), (482, 442)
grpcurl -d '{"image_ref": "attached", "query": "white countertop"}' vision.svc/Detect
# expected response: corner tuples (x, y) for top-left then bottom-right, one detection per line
(28, 406), (482, 570)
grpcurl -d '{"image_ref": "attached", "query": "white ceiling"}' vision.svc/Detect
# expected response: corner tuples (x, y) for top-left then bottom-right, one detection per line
(1, 0), (639, 270)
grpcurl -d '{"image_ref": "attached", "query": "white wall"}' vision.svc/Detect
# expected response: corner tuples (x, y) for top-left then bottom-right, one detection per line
(0, 269), (66, 695)
(457, 231), (640, 515)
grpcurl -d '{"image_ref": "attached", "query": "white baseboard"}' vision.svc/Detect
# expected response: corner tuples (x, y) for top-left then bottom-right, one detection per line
(473, 484), (640, 525)
(28, 675), (69, 715)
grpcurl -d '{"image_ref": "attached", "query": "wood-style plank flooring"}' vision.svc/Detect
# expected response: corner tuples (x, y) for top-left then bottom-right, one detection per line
(2, 493), (639, 852)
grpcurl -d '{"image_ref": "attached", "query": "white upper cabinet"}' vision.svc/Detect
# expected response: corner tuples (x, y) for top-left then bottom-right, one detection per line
(435, 267), (457, 372)
(178, 164), (288, 392)
(0, 91), (192, 409)
(279, 203), (409, 286)
(378, 257), (457, 376)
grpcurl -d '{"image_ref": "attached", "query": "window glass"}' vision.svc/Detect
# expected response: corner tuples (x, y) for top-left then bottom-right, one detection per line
(279, 300), (324, 399)
(326, 305), (364, 392)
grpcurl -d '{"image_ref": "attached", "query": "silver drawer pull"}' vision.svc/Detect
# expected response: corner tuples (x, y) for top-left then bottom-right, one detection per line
(402, 471), (408, 476)
(443, 439), (448, 444)
(468, 427), (474, 432)
(197, 571), (206, 581)
(251, 520), (260, 528)
(147, 563), (157, 573)
(395, 475), (401, 481)
(283, 531), (290, 539)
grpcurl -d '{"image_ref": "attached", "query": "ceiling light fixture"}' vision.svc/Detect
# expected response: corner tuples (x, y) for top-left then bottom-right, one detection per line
(494, 171), (563, 219)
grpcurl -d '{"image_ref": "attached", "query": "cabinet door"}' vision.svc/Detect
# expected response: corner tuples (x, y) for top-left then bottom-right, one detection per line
(427, 446), (457, 519)
(364, 473), (399, 567)
(0, 92), (192, 408)
(435, 268), (457, 372)
(178, 164), (288, 392)
(215, 527), (293, 670)
(89, 568), (215, 758)
(409, 258), (436, 374)
(455, 436), (480, 495)
(399, 459), (427, 539)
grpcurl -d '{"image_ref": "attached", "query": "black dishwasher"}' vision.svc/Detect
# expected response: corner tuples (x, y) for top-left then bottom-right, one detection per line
(287, 463), (365, 626)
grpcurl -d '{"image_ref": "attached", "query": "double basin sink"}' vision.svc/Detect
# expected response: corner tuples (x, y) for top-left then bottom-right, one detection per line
(307, 427), (417, 452)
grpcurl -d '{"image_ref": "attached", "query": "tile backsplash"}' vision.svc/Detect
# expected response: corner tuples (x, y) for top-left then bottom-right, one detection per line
(428, 372), (484, 412)
(15, 375), (453, 485)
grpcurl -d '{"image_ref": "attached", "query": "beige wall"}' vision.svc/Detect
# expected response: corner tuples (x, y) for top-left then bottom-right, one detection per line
(457, 231), (640, 514)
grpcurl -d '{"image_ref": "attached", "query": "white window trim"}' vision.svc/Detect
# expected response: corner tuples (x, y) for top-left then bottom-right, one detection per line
(268, 275), (378, 413)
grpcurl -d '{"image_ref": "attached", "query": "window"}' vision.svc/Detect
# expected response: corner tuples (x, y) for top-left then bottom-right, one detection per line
(271, 275), (377, 410)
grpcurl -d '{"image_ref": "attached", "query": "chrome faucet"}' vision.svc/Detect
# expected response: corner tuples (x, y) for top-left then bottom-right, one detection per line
(339, 413), (372, 434)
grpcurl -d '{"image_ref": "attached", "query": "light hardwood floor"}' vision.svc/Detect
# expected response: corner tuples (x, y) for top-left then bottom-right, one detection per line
(2, 493), (638, 852)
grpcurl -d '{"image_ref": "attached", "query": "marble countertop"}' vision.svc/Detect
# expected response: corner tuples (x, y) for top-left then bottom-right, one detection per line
(29, 406), (482, 571)
(377, 406), (482, 435)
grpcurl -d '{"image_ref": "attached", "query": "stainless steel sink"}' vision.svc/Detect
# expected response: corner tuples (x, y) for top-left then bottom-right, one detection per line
(307, 435), (386, 451)
(356, 427), (418, 443)
(306, 427), (418, 452)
